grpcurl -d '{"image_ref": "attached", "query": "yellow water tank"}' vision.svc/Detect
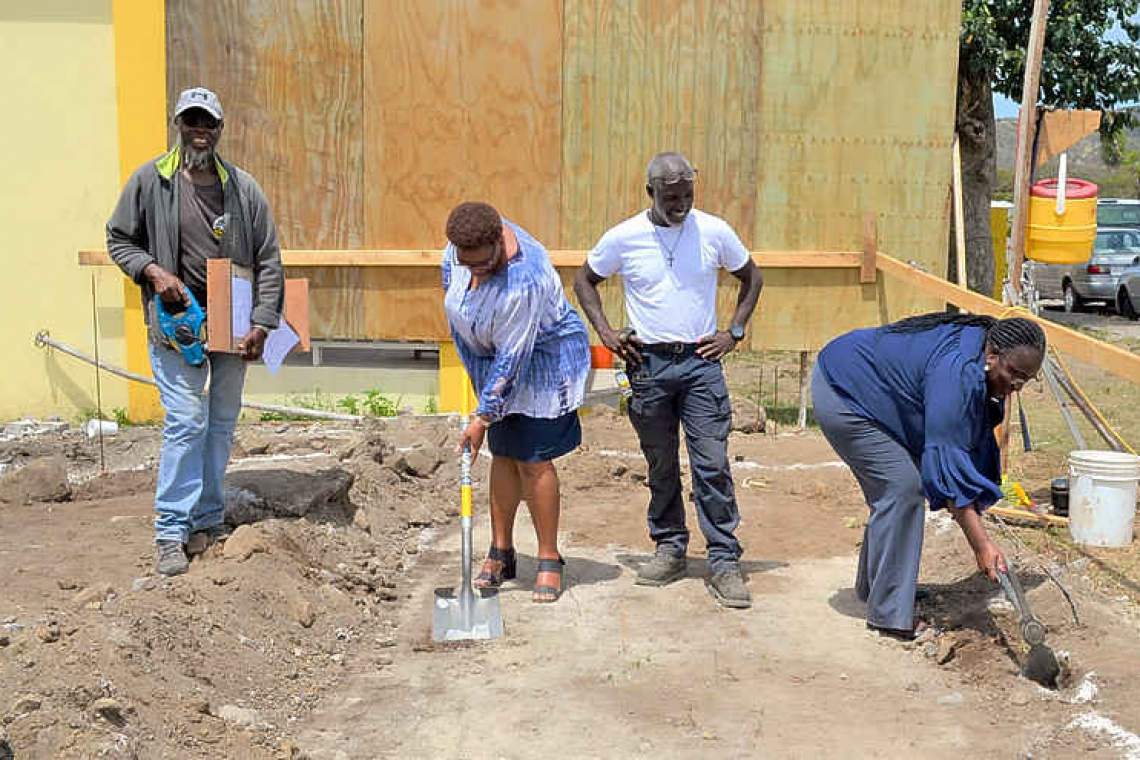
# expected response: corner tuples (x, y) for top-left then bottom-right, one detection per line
(1026, 178), (1098, 264)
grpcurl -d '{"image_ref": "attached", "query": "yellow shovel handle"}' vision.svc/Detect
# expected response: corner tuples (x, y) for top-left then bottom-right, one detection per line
(460, 369), (473, 518)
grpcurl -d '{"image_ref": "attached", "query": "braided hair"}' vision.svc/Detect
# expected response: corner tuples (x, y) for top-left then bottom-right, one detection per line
(885, 311), (1046, 356)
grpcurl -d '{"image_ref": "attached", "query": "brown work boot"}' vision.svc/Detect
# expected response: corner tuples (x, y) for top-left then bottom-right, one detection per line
(635, 548), (687, 586)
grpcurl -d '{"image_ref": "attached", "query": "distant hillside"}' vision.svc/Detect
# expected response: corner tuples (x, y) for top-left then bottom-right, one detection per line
(995, 114), (1140, 199)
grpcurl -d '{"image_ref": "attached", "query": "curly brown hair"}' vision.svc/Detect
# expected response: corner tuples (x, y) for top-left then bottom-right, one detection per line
(445, 202), (502, 249)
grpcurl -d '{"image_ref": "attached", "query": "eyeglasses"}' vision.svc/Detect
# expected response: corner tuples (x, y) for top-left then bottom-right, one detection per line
(651, 168), (698, 185)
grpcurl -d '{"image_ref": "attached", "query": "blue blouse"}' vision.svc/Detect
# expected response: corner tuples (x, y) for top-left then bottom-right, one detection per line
(817, 324), (1004, 511)
(442, 221), (590, 422)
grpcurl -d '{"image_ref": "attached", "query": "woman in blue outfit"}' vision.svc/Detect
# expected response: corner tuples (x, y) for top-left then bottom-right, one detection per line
(812, 312), (1046, 639)
(442, 201), (590, 603)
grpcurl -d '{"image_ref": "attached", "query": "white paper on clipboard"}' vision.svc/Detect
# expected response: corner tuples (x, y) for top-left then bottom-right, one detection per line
(262, 321), (299, 375)
(231, 277), (253, 338)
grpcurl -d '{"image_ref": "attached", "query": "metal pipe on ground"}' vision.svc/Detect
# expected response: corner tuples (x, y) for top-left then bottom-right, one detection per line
(34, 330), (364, 422)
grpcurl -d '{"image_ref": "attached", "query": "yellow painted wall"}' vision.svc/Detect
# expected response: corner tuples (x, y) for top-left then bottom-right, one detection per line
(0, 2), (127, 422)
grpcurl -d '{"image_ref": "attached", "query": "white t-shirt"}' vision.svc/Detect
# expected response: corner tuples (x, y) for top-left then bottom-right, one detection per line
(587, 209), (750, 343)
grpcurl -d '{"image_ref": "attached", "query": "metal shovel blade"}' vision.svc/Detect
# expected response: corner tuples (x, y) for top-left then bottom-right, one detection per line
(996, 564), (1061, 688)
(432, 585), (504, 641)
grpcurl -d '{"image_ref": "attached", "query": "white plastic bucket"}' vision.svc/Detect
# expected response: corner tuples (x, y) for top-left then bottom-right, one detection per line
(1068, 450), (1140, 547)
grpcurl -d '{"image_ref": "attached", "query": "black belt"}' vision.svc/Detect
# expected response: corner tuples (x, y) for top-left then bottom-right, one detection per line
(642, 342), (699, 355)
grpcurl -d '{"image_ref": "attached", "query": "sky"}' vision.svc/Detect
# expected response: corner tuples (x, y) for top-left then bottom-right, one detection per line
(993, 14), (1137, 119)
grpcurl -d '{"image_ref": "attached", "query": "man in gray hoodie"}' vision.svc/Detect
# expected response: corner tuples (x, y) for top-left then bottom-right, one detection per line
(107, 87), (284, 576)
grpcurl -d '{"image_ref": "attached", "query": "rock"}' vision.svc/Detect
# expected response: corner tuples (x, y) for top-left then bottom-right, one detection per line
(923, 642), (939, 659)
(936, 692), (963, 707)
(224, 468), (354, 524)
(914, 627), (936, 646)
(72, 583), (114, 608)
(936, 637), (957, 665)
(35, 623), (60, 643)
(611, 464), (629, 477)
(0, 456), (71, 504)
(395, 449), (441, 478)
(217, 704), (261, 728)
(183, 697), (211, 721)
(223, 525), (269, 561)
(56, 579), (78, 591)
(0, 636), (8, 647)
(0, 732), (11, 760)
(1009, 689), (1033, 707)
(291, 597), (316, 628)
(11, 694), (42, 714)
(731, 396), (767, 434)
(131, 577), (155, 593)
(905, 681), (921, 693)
(235, 432), (272, 457)
(406, 505), (434, 527)
(90, 697), (127, 726)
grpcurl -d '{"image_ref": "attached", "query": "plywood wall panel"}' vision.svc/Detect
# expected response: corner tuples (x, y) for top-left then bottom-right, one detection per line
(166, 0), (364, 250)
(364, 0), (563, 249)
(561, 0), (763, 250)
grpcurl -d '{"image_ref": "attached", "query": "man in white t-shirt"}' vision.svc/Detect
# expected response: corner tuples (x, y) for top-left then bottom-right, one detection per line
(574, 152), (763, 609)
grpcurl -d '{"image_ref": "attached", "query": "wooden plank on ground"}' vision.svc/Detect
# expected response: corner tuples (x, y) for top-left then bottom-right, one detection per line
(988, 506), (1069, 527)
(166, 0), (364, 249)
(876, 253), (1140, 383)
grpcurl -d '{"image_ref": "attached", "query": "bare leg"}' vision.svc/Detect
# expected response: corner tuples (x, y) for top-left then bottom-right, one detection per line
(518, 460), (563, 601)
(474, 455), (522, 588)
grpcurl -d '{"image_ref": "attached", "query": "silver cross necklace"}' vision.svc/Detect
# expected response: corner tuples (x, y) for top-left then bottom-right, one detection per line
(649, 212), (687, 267)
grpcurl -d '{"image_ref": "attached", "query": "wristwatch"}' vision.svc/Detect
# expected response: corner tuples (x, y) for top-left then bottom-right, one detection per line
(728, 324), (746, 342)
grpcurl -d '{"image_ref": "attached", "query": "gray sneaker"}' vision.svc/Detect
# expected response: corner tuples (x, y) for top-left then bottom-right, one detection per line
(186, 524), (232, 556)
(635, 549), (687, 587)
(706, 567), (751, 609)
(156, 540), (189, 576)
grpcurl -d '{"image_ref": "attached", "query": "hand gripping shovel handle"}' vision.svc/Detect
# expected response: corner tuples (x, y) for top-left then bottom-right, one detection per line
(997, 563), (1047, 646)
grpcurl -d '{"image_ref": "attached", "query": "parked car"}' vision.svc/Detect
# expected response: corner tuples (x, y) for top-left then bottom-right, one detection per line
(1118, 261), (1140, 320)
(1032, 227), (1140, 312)
(1097, 198), (1140, 230)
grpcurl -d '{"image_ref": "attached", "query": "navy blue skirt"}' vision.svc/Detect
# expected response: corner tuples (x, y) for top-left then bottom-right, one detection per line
(487, 411), (581, 463)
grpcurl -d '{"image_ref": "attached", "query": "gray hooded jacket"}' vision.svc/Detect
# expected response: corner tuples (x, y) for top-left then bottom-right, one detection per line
(106, 145), (284, 344)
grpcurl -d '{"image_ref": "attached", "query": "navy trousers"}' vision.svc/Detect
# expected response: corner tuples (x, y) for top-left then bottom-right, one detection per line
(627, 345), (742, 572)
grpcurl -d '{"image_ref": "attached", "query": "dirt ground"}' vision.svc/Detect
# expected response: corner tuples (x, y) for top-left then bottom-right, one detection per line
(2, 355), (1139, 759)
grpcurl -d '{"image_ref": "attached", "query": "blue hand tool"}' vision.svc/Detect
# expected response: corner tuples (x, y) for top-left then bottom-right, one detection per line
(155, 290), (207, 367)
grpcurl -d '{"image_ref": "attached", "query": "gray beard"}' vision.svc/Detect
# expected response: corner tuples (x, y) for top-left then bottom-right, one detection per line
(181, 141), (214, 172)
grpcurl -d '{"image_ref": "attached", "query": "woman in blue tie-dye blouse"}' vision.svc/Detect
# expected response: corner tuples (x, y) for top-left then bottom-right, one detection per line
(442, 201), (590, 604)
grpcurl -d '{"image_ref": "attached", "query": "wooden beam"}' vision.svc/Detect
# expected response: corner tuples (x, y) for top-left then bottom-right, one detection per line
(952, 135), (967, 288)
(1008, 0), (1051, 298)
(1035, 110), (1101, 169)
(876, 253), (1140, 383)
(861, 214), (878, 283)
(80, 249), (865, 269)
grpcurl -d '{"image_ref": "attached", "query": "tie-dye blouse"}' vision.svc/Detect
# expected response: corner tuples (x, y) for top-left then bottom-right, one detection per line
(442, 221), (590, 422)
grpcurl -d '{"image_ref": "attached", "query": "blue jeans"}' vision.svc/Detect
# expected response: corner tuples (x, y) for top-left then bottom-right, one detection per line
(149, 344), (247, 543)
(627, 345), (742, 571)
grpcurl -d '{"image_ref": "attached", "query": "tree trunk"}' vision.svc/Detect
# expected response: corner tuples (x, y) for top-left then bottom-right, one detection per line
(955, 62), (997, 297)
